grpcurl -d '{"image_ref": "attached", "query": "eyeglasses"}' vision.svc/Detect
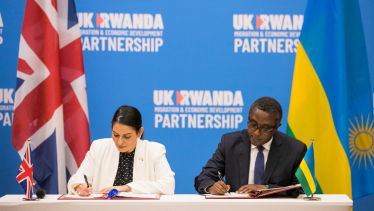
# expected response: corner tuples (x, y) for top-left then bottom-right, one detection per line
(247, 120), (277, 135)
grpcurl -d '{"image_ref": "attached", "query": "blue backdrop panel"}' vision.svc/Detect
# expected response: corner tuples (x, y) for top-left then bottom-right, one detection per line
(0, 1), (374, 204)
(78, 0), (307, 194)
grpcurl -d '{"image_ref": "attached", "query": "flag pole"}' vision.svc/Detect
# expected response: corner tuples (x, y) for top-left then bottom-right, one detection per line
(19, 139), (39, 201)
(303, 139), (321, 201)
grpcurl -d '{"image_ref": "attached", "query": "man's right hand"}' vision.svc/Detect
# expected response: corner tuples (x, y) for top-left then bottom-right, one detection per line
(207, 181), (230, 195)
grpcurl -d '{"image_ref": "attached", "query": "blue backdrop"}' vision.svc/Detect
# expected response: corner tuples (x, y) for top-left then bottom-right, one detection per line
(1, 0), (374, 209)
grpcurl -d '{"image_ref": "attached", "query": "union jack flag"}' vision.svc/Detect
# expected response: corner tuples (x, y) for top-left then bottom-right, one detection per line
(16, 141), (34, 199)
(12, 0), (90, 194)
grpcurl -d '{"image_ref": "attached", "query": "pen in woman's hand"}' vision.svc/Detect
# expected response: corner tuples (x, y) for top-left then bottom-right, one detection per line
(84, 173), (90, 188)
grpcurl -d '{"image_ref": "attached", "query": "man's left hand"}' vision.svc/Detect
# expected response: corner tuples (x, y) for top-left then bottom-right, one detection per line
(236, 184), (268, 194)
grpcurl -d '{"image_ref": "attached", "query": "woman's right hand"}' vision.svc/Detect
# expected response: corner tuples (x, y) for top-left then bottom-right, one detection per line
(75, 183), (92, 196)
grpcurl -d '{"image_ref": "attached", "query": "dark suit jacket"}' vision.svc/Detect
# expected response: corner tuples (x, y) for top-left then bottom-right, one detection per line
(194, 129), (307, 194)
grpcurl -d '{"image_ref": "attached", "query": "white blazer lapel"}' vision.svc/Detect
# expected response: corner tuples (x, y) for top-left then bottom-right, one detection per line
(133, 138), (146, 181)
(106, 140), (120, 184)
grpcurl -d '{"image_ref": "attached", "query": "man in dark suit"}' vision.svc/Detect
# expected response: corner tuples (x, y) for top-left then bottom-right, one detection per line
(194, 97), (307, 195)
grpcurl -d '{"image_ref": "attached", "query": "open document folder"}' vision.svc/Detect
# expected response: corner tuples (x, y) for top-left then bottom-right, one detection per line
(58, 192), (161, 200)
(205, 184), (302, 199)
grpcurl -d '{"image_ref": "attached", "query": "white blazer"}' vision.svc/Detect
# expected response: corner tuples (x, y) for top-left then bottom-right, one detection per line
(67, 138), (175, 194)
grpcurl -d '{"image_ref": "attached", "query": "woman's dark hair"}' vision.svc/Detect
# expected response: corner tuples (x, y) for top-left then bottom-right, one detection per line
(111, 105), (143, 138)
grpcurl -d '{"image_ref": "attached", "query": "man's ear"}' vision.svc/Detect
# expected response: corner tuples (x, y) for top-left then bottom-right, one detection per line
(276, 123), (282, 129)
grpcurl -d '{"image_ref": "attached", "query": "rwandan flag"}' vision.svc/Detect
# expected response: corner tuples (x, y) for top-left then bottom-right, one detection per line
(287, 0), (374, 208)
(295, 143), (317, 196)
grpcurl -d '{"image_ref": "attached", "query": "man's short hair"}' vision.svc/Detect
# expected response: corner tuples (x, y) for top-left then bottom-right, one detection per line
(249, 97), (283, 124)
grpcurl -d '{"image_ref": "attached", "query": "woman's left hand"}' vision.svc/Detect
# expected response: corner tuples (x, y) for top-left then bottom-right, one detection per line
(96, 185), (131, 194)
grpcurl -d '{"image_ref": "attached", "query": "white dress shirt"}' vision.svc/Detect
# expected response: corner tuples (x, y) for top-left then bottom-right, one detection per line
(248, 137), (273, 184)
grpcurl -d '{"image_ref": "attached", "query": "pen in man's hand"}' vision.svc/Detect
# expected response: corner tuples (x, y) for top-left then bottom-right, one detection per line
(218, 171), (230, 194)
(83, 173), (90, 188)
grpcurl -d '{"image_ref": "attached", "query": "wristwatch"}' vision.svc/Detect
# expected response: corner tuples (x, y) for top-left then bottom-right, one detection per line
(203, 186), (211, 194)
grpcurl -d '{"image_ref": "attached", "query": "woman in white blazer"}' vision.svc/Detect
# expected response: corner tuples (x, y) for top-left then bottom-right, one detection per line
(67, 106), (175, 195)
